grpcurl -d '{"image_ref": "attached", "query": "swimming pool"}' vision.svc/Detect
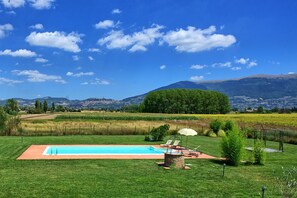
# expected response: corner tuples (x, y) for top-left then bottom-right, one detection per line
(43, 145), (167, 155)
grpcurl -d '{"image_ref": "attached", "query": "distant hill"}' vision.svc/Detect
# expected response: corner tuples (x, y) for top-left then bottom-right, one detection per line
(123, 74), (297, 109)
(1, 74), (297, 110)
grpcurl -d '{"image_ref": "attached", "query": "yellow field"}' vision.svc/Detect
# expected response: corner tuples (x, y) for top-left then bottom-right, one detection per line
(195, 113), (297, 128)
(19, 112), (297, 135)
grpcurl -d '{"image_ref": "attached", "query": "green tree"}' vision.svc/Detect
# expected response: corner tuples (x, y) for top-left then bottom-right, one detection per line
(51, 102), (55, 112)
(6, 116), (21, 136)
(257, 106), (264, 113)
(0, 107), (8, 133)
(43, 100), (48, 113)
(142, 89), (230, 114)
(4, 98), (19, 115)
(35, 100), (42, 113)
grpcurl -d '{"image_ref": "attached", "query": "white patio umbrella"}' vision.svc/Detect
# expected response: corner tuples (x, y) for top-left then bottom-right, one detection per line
(178, 128), (198, 148)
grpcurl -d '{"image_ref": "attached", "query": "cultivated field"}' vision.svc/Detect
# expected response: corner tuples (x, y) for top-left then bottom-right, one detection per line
(19, 112), (297, 136)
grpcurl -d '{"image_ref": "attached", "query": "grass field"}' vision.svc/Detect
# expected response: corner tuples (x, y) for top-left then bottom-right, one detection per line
(19, 112), (297, 137)
(0, 135), (295, 197)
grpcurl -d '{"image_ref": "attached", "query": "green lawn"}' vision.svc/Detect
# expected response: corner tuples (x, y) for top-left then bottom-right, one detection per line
(0, 135), (295, 197)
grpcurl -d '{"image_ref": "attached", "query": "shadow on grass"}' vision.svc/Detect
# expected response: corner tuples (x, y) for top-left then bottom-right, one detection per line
(209, 158), (226, 165)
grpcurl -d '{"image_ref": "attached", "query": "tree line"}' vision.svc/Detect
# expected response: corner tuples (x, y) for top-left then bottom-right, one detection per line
(141, 89), (230, 114)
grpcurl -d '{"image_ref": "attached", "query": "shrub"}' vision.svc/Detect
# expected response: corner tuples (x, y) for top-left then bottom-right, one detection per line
(223, 120), (235, 132)
(149, 124), (170, 141)
(217, 129), (226, 137)
(221, 126), (244, 166)
(207, 130), (217, 137)
(210, 120), (223, 134)
(253, 140), (266, 165)
(202, 129), (209, 136)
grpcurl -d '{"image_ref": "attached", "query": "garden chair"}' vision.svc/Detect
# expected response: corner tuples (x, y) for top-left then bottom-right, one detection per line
(170, 140), (181, 149)
(160, 140), (173, 147)
(188, 146), (201, 157)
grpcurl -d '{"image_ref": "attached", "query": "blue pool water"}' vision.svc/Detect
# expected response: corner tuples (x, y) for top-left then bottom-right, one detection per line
(43, 145), (167, 155)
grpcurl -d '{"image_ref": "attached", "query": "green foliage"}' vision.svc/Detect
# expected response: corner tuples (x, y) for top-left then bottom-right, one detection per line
(34, 100), (42, 113)
(210, 120), (223, 134)
(253, 140), (266, 165)
(217, 129), (226, 137)
(257, 106), (264, 113)
(142, 89), (230, 114)
(0, 107), (20, 135)
(4, 98), (19, 115)
(121, 104), (141, 113)
(223, 120), (236, 132)
(276, 167), (297, 197)
(149, 124), (170, 141)
(207, 130), (217, 137)
(43, 100), (48, 113)
(221, 126), (245, 166)
(51, 102), (56, 112)
(0, 107), (8, 133)
(5, 116), (21, 136)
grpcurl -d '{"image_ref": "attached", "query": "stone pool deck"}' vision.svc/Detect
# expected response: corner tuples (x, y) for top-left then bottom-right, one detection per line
(17, 145), (216, 160)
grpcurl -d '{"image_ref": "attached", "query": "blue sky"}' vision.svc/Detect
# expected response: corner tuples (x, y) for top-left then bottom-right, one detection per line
(0, 0), (296, 100)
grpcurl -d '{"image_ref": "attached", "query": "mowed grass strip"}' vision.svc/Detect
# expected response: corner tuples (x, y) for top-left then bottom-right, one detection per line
(54, 114), (199, 122)
(0, 135), (295, 197)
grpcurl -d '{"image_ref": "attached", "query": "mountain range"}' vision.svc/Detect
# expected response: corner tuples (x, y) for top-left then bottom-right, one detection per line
(1, 74), (297, 110)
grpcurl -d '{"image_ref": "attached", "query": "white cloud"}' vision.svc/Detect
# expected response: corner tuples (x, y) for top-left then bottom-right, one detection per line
(163, 26), (236, 53)
(29, 23), (44, 30)
(72, 55), (79, 61)
(66, 71), (95, 77)
(0, 24), (13, 39)
(0, 49), (37, 57)
(35, 57), (48, 63)
(190, 75), (204, 82)
(88, 48), (101, 53)
(98, 24), (164, 52)
(88, 56), (94, 61)
(81, 78), (110, 85)
(1, 0), (25, 8)
(12, 70), (66, 83)
(212, 62), (232, 68)
(112, 8), (121, 14)
(231, 67), (241, 71)
(288, 72), (295, 75)
(26, 31), (82, 53)
(0, 77), (23, 85)
(160, 65), (166, 70)
(235, 58), (249, 65)
(95, 20), (118, 29)
(190, 64), (205, 70)
(28, 0), (54, 9)
(76, 66), (82, 70)
(6, 10), (16, 15)
(247, 61), (257, 68)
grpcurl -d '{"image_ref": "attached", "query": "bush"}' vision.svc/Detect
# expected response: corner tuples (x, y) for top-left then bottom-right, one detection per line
(149, 124), (170, 141)
(210, 120), (223, 134)
(207, 130), (217, 137)
(223, 120), (235, 132)
(253, 140), (266, 165)
(221, 126), (244, 166)
(202, 129), (209, 136)
(217, 129), (226, 137)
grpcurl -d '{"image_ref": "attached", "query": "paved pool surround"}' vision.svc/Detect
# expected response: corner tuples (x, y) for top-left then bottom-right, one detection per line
(17, 145), (216, 160)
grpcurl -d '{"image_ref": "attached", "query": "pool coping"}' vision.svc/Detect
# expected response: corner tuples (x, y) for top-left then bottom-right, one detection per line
(17, 145), (216, 160)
